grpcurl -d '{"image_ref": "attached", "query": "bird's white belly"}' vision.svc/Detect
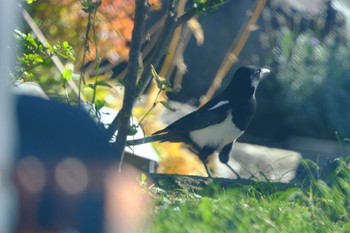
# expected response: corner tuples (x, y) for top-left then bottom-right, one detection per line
(189, 113), (243, 149)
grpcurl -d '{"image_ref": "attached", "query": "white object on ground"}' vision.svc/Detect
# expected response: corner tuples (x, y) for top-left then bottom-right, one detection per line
(213, 142), (302, 182)
(99, 107), (159, 164)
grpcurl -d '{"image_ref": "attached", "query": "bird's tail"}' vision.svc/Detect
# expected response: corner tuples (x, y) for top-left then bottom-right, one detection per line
(126, 134), (166, 146)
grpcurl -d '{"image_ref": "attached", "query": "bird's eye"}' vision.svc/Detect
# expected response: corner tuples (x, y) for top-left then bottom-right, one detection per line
(255, 69), (261, 76)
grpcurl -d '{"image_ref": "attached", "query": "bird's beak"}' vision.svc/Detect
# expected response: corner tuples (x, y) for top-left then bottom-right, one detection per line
(259, 68), (270, 80)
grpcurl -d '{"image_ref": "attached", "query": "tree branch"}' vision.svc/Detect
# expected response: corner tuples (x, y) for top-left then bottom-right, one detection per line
(106, 0), (177, 139)
(175, 7), (197, 27)
(114, 0), (148, 171)
(135, 0), (177, 97)
(135, 0), (227, 100)
(107, 0), (224, 140)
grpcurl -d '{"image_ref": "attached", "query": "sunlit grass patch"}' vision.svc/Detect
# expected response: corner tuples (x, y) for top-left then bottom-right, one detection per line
(149, 157), (350, 233)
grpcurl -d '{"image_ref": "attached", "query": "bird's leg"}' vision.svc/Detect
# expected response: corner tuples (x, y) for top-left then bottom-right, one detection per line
(200, 161), (211, 177)
(224, 163), (241, 179)
(219, 143), (241, 179)
(198, 149), (214, 178)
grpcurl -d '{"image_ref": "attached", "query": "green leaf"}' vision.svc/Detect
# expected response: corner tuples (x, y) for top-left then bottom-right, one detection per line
(162, 79), (172, 87)
(81, 0), (87, 6)
(163, 87), (173, 92)
(150, 64), (158, 78)
(95, 80), (113, 88)
(34, 57), (44, 63)
(69, 55), (76, 61)
(86, 83), (95, 90)
(141, 173), (147, 183)
(150, 65), (163, 89)
(160, 101), (176, 112)
(62, 41), (70, 48)
(150, 64), (173, 91)
(62, 68), (72, 81)
(128, 124), (138, 136)
(22, 72), (34, 81)
(25, 34), (39, 48)
(46, 43), (55, 55)
(95, 99), (106, 111)
(160, 80), (172, 91)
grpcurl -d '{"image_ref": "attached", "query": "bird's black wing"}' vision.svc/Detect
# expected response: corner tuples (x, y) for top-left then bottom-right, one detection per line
(153, 96), (231, 135)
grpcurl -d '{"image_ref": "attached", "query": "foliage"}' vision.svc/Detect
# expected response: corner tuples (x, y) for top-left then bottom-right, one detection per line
(25, 0), (37, 4)
(148, 157), (350, 233)
(138, 65), (175, 126)
(273, 28), (350, 138)
(193, 0), (225, 13)
(14, 30), (75, 82)
(28, 0), (162, 63)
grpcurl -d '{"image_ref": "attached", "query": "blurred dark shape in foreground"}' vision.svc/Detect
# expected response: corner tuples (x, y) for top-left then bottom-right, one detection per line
(16, 95), (116, 160)
(14, 95), (151, 233)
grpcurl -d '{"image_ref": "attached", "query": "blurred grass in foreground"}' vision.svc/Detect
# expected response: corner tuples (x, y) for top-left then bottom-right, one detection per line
(148, 157), (350, 233)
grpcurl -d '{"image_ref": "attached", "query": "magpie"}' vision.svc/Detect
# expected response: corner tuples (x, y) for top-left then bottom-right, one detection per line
(128, 66), (270, 177)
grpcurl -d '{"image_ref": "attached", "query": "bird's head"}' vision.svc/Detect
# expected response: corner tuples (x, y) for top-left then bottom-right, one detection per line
(226, 66), (270, 99)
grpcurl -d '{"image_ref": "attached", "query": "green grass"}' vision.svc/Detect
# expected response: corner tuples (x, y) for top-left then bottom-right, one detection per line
(147, 158), (350, 233)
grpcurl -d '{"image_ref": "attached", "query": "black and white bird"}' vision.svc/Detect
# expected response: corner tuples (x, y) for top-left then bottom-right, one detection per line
(128, 66), (270, 177)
